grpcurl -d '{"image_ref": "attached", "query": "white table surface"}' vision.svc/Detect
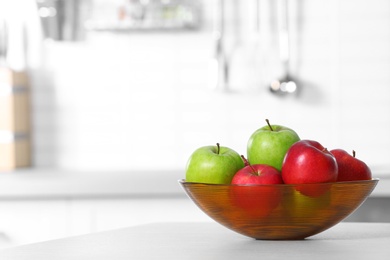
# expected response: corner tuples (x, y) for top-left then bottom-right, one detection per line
(0, 222), (389, 260)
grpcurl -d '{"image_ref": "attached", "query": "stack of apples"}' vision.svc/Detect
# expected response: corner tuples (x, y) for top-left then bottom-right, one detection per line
(185, 119), (372, 187)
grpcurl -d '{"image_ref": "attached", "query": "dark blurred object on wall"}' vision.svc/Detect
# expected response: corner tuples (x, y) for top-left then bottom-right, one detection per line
(36, 0), (90, 41)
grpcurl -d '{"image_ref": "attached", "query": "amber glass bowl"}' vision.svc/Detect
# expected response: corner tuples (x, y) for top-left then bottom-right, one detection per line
(179, 179), (379, 240)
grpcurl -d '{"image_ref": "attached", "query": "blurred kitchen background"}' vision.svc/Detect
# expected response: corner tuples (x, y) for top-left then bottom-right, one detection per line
(0, 0), (390, 248)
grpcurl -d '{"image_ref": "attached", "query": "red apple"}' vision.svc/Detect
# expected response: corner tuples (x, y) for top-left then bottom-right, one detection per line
(330, 149), (372, 182)
(230, 156), (283, 218)
(281, 140), (338, 197)
(231, 156), (284, 185)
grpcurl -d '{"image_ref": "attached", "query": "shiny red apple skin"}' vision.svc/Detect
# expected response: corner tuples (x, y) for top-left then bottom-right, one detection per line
(330, 149), (372, 182)
(231, 164), (283, 218)
(231, 164), (284, 185)
(281, 140), (338, 184)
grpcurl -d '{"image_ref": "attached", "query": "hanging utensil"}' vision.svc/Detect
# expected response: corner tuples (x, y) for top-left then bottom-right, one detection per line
(269, 0), (297, 95)
(212, 0), (229, 91)
(0, 19), (8, 65)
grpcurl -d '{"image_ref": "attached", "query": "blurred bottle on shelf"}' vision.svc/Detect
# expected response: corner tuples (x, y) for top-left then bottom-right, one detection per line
(86, 0), (202, 31)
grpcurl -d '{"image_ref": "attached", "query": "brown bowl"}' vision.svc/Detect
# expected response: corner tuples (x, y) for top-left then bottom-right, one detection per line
(179, 179), (378, 240)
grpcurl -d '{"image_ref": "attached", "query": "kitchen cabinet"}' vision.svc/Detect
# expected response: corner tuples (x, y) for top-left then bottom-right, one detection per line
(0, 200), (70, 248)
(0, 197), (211, 249)
(69, 197), (211, 234)
(2, 196), (389, 249)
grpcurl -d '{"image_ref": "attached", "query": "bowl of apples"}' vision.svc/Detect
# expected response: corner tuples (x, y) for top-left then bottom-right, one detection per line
(179, 120), (379, 240)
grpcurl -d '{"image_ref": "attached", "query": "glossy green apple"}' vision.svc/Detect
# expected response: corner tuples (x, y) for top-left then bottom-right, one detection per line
(247, 119), (300, 171)
(185, 143), (244, 184)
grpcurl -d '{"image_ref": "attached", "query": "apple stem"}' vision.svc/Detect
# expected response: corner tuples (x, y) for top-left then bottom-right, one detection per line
(216, 143), (220, 154)
(352, 150), (356, 158)
(241, 155), (258, 176)
(265, 119), (274, 131)
(241, 155), (250, 166)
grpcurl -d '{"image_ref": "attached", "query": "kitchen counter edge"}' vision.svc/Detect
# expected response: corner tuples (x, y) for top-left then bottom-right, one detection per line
(0, 168), (388, 199)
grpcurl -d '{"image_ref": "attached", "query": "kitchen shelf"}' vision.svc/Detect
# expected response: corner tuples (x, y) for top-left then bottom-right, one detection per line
(84, 21), (201, 32)
(0, 168), (184, 199)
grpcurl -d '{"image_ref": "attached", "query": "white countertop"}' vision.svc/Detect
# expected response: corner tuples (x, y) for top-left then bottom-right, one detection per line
(0, 168), (389, 199)
(0, 222), (389, 259)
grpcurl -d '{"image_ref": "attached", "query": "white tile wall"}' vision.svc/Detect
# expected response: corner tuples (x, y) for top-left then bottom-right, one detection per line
(29, 0), (390, 174)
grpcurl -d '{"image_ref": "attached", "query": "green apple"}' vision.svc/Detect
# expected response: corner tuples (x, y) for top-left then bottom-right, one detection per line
(284, 188), (331, 219)
(185, 143), (244, 184)
(247, 119), (300, 171)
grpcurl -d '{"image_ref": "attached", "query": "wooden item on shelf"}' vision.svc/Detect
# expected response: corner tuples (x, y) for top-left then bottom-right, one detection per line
(0, 67), (31, 171)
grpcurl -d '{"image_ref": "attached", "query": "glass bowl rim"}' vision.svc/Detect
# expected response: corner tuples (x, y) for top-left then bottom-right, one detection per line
(178, 178), (379, 187)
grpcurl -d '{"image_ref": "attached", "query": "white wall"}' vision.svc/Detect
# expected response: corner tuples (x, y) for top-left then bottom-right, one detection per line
(30, 0), (390, 173)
